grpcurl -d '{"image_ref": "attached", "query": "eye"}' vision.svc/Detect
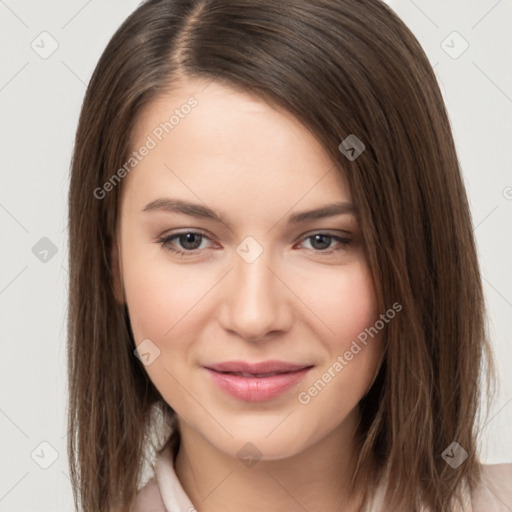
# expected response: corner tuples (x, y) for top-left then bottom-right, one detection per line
(157, 230), (353, 257)
(157, 231), (214, 256)
(297, 232), (352, 253)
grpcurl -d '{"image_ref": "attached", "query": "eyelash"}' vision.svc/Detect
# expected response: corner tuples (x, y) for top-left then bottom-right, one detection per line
(156, 230), (352, 257)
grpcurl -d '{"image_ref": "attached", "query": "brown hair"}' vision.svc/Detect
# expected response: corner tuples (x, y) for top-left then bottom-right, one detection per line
(66, 0), (495, 510)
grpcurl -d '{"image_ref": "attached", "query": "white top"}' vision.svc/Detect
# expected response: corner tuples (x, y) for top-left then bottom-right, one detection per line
(132, 443), (512, 511)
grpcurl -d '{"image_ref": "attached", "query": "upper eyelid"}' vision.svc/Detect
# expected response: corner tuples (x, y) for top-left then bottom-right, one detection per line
(162, 228), (351, 238)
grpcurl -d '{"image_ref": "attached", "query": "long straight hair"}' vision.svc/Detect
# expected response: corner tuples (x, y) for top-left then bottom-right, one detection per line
(67, 0), (495, 510)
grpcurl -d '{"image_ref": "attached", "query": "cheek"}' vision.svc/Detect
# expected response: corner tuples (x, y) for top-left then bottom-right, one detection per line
(121, 240), (222, 405)
(302, 261), (382, 399)
(122, 255), (205, 411)
(122, 244), (210, 345)
(334, 269), (378, 344)
(304, 259), (379, 348)
(123, 264), (179, 345)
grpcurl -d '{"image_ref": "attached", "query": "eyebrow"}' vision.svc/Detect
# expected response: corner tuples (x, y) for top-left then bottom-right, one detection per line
(142, 198), (357, 228)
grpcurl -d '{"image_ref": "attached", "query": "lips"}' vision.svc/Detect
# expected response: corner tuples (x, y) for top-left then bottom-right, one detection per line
(220, 371), (286, 378)
(203, 360), (314, 401)
(205, 360), (313, 375)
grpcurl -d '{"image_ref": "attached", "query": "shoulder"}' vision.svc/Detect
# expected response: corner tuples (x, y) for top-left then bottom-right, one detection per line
(131, 476), (167, 512)
(470, 463), (512, 511)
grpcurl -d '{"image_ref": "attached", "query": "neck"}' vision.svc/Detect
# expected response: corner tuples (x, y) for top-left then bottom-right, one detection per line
(174, 407), (363, 512)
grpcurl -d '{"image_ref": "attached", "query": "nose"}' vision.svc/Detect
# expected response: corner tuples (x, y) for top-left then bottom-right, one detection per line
(218, 247), (294, 342)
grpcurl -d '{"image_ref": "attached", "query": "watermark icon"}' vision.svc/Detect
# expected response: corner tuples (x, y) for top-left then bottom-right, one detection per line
(237, 442), (262, 468)
(503, 186), (512, 200)
(31, 441), (59, 469)
(236, 236), (264, 263)
(441, 31), (469, 60)
(32, 237), (58, 263)
(338, 134), (365, 161)
(134, 338), (161, 366)
(297, 301), (402, 405)
(31, 31), (59, 59)
(442, 442), (468, 468)
(93, 96), (198, 199)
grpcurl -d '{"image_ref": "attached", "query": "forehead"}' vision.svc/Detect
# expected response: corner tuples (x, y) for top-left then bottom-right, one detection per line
(133, 77), (332, 158)
(123, 77), (351, 214)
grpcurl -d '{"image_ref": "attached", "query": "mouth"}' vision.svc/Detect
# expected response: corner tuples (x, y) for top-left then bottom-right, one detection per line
(203, 362), (314, 402)
(215, 370), (303, 377)
(204, 360), (314, 375)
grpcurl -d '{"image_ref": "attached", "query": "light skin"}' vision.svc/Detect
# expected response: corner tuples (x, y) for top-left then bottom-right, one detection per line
(111, 77), (384, 512)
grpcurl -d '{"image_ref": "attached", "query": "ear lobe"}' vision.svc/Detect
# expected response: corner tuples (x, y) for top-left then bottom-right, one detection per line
(111, 241), (125, 304)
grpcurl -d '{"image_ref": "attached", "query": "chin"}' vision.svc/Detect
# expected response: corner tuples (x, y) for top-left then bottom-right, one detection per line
(211, 424), (312, 463)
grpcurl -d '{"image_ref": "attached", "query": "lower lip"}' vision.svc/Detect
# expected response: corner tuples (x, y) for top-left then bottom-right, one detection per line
(204, 367), (313, 402)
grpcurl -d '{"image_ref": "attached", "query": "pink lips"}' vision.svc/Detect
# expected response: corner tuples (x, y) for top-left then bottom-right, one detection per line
(203, 360), (314, 402)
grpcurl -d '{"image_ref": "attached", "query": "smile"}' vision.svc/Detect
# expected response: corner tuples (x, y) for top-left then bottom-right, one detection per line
(205, 367), (313, 402)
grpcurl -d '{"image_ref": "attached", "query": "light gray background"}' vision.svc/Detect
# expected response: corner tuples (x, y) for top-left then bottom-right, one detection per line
(1, 1), (511, 510)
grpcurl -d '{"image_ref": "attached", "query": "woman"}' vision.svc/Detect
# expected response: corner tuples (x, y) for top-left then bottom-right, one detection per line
(66, 0), (512, 510)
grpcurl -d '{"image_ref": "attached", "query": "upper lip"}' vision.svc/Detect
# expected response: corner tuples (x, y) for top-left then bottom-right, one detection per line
(204, 360), (313, 375)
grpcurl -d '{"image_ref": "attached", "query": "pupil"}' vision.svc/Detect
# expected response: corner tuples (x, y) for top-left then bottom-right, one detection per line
(312, 234), (330, 250)
(181, 233), (201, 250)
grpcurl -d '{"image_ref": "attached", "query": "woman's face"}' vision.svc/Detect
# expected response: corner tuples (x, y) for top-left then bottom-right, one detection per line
(112, 77), (384, 461)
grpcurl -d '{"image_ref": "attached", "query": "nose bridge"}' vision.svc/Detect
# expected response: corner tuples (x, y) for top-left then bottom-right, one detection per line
(220, 238), (290, 340)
